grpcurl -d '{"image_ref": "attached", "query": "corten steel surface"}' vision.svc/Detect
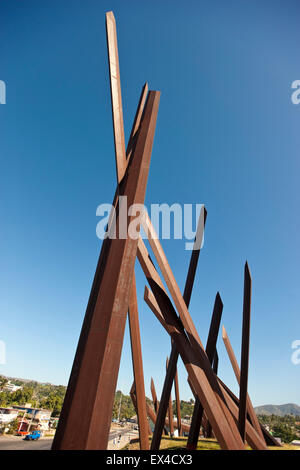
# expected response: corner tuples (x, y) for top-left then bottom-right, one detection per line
(238, 262), (252, 442)
(106, 12), (126, 183)
(174, 364), (182, 436)
(166, 357), (174, 435)
(222, 325), (265, 441)
(187, 292), (223, 449)
(128, 272), (149, 450)
(53, 91), (160, 450)
(148, 208), (206, 450)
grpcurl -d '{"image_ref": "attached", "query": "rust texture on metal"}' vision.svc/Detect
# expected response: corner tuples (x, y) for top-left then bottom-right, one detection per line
(128, 272), (149, 449)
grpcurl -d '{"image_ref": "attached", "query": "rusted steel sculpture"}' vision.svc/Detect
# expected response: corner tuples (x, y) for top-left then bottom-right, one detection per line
(54, 11), (270, 451)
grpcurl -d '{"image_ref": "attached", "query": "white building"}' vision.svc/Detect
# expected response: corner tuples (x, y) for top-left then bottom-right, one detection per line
(0, 408), (18, 424)
(3, 381), (22, 393)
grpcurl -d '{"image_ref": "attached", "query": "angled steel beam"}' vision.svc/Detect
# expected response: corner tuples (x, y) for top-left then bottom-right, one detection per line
(238, 262), (252, 442)
(53, 80), (150, 450)
(106, 11), (127, 183)
(187, 292), (223, 449)
(53, 91), (160, 450)
(149, 207), (206, 449)
(128, 272), (149, 449)
(174, 363), (182, 436)
(222, 325), (265, 442)
(166, 357), (174, 435)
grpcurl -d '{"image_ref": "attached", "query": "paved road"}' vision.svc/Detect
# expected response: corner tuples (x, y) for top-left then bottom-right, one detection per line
(0, 427), (136, 450)
(0, 436), (53, 450)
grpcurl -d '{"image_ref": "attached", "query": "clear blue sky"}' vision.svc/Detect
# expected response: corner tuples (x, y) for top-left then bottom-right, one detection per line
(1, 0), (300, 407)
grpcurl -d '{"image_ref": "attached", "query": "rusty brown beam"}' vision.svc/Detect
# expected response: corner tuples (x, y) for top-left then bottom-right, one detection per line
(149, 207), (206, 449)
(53, 91), (160, 450)
(222, 325), (265, 442)
(128, 272), (149, 449)
(187, 292), (223, 449)
(238, 262), (252, 442)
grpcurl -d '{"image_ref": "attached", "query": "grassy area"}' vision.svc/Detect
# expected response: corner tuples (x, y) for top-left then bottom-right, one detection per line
(125, 436), (220, 450)
(124, 435), (300, 451)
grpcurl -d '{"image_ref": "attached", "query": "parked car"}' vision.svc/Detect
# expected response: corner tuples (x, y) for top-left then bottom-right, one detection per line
(24, 430), (42, 441)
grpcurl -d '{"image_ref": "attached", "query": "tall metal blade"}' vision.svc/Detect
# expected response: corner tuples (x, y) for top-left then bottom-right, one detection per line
(238, 262), (252, 441)
(53, 91), (160, 450)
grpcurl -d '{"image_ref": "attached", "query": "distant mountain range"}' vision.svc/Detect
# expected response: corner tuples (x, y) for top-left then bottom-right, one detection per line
(254, 403), (300, 416)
